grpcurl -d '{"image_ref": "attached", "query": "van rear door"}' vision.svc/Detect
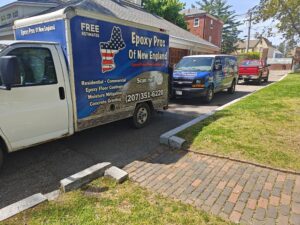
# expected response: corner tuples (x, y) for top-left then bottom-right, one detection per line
(0, 44), (69, 151)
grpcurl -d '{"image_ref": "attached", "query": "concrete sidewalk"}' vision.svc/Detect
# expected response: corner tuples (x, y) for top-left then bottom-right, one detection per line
(124, 147), (300, 225)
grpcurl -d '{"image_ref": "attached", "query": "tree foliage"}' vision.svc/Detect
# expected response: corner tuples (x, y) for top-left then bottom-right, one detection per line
(252, 0), (300, 44)
(196, 0), (242, 53)
(238, 52), (261, 63)
(142, 0), (187, 29)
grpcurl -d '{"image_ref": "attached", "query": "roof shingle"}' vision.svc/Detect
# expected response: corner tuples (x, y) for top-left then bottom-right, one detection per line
(42, 0), (219, 50)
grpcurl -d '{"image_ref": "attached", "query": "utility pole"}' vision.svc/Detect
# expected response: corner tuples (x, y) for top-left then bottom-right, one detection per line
(246, 12), (252, 53)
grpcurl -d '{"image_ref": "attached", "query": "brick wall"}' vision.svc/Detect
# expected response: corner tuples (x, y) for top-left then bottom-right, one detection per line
(185, 15), (223, 48)
(169, 48), (189, 67)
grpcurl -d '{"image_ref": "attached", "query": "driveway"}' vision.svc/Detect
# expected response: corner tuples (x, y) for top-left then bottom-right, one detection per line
(0, 70), (287, 209)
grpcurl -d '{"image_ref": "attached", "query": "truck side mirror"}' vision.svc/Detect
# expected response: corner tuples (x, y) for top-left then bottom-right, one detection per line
(0, 56), (20, 90)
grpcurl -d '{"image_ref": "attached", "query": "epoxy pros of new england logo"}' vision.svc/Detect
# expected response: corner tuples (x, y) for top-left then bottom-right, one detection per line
(100, 26), (126, 73)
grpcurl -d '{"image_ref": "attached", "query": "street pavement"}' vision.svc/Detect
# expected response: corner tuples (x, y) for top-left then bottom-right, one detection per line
(0, 71), (287, 209)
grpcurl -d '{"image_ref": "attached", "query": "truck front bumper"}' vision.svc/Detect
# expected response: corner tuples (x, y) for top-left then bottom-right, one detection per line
(173, 87), (207, 98)
(239, 75), (260, 80)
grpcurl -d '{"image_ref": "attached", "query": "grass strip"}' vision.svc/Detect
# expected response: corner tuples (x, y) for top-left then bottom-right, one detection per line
(179, 74), (300, 171)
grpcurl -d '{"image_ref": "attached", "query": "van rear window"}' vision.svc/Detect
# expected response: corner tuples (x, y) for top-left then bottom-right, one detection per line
(241, 60), (260, 67)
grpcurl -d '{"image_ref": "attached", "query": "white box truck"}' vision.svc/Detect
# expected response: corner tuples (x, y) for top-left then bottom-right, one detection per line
(0, 7), (169, 168)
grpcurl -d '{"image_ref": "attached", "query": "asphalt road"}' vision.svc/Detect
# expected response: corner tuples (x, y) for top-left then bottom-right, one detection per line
(0, 71), (287, 209)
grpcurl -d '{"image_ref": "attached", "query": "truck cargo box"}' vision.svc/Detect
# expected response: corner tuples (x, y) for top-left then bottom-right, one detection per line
(14, 8), (169, 131)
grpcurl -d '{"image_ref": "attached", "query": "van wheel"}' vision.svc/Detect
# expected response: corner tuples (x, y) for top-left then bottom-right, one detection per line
(203, 86), (214, 103)
(0, 147), (3, 170)
(133, 103), (151, 129)
(228, 80), (236, 94)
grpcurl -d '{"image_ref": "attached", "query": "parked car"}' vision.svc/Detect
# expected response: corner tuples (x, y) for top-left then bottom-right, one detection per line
(238, 60), (270, 84)
(172, 55), (238, 103)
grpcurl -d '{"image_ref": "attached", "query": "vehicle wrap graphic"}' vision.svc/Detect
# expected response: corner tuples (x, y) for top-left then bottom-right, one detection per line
(15, 16), (169, 127)
(100, 26), (126, 73)
(14, 20), (68, 57)
(70, 16), (169, 123)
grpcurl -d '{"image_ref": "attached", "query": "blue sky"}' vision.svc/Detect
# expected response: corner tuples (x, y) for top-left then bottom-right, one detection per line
(0, 0), (282, 45)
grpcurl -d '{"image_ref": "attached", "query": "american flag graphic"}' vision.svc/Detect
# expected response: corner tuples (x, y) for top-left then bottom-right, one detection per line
(100, 26), (126, 73)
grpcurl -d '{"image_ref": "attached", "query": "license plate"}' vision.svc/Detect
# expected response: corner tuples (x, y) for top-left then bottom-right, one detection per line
(176, 90), (183, 95)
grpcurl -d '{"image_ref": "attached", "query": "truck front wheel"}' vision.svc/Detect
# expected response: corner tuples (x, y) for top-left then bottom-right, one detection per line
(203, 86), (214, 103)
(133, 103), (151, 128)
(228, 79), (236, 94)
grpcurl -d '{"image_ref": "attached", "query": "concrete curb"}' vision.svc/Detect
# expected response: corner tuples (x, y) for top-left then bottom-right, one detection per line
(105, 166), (128, 183)
(0, 193), (47, 222)
(0, 162), (113, 222)
(60, 162), (111, 192)
(160, 73), (288, 149)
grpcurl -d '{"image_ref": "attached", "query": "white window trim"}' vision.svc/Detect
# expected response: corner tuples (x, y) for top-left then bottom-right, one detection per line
(194, 18), (199, 27)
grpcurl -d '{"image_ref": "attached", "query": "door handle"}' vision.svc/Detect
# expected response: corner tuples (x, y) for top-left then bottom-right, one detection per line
(59, 87), (65, 100)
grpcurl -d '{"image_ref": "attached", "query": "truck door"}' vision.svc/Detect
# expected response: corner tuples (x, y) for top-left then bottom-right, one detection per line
(0, 45), (69, 151)
(213, 57), (224, 91)
(224, 57), (236, 88)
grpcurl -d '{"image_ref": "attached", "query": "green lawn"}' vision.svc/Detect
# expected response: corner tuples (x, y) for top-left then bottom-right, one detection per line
(3, 178), (231, 225)
(179, 74), (300, 171)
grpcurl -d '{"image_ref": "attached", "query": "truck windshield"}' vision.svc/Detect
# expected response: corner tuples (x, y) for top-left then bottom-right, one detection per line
(175, 57), (214, 71)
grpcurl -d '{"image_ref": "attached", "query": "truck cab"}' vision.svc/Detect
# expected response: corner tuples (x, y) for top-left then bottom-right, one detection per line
(0, 41), (73, 160)
(172, 55), (238, 103)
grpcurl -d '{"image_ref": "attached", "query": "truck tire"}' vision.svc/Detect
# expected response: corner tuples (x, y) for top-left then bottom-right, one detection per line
(133, 103), (151, 129)
(227, 79), (236, 94)
(203, 86), (214, 103)
(257, 74), (262, 85)
(0, 147), (3, 170)
(264, 74), (269, 83)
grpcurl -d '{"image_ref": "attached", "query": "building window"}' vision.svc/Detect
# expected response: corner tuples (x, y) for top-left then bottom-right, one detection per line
(13, 11), (19, 18)
(194, 18), (199, 27)
(209, 36), (212, 42)
(210, 19), (213, 29)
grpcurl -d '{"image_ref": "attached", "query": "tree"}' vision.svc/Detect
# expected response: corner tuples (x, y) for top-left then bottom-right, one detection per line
(252, 0), (300, 44)
(196, 0), (242, 53)
(143, 0), (187, 29)
(277, 40), (297, 57)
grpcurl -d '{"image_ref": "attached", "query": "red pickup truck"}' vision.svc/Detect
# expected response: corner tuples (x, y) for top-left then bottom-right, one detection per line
(238, 60), (270, 84)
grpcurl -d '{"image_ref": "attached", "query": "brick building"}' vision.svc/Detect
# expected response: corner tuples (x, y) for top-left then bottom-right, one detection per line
(181, 8), (223, 48)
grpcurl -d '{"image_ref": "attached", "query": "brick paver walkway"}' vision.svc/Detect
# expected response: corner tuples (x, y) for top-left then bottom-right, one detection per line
(124, 148), (300, 225)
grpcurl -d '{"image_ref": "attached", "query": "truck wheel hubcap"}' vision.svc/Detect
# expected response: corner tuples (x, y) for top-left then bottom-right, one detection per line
(137, 107), (148, 124)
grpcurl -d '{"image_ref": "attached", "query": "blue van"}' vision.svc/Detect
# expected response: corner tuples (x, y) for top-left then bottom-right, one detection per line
(172, 55), (238, 103)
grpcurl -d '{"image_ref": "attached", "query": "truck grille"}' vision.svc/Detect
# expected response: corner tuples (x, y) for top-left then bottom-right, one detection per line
(173, 80), (193, 88)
